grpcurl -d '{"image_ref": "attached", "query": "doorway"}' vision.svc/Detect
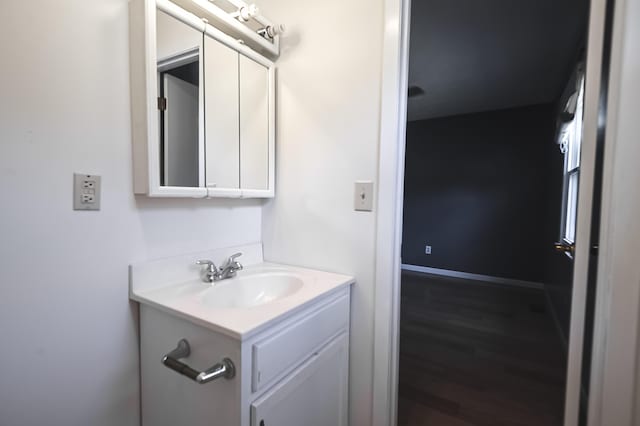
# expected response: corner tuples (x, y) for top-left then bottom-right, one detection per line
(157, 50), (201, 187)
(376, 0), (613, 424)
(373, 0), (640, 424)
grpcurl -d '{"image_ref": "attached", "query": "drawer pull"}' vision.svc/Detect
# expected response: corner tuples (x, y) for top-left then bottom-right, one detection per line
(162, 339), (235, 384)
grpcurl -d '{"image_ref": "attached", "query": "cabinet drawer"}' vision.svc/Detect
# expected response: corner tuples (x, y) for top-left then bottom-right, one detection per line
(252, 293), (349, 392)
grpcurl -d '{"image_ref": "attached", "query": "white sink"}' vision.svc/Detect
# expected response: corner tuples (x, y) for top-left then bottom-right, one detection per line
(200, 272), (304, 309)
(130, 244), (354, 339)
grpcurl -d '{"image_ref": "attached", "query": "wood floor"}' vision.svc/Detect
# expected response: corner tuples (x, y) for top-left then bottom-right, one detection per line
(398, 271), (567, 426)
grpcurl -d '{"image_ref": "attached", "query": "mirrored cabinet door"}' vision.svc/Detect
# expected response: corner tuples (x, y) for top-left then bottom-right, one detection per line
(204, 35), (240, 189)
(156, 9), (203, 188)
(130, 0), (275, 198)
(239, 55), (269, 191)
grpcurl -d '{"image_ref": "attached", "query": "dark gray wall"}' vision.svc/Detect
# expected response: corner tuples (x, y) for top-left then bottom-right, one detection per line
(402, 104), (560, 283)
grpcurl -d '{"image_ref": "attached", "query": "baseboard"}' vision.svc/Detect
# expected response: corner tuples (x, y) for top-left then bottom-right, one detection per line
(401, 264), (545, 290)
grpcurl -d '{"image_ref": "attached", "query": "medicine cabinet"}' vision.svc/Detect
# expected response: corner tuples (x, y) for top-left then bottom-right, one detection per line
(129, 0), (275, 198)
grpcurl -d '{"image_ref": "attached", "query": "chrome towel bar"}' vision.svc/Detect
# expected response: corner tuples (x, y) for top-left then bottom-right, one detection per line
(161, 339), (235, 384)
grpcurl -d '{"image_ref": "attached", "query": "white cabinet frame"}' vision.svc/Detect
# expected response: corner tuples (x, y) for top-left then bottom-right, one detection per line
(129, 0), (275, 198)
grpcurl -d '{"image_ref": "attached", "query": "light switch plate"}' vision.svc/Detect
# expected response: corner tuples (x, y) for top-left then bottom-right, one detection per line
(73, 173), (101, 211)
(354, 181), (374, 212)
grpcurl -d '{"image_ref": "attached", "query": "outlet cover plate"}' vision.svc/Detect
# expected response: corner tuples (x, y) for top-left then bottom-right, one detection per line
(73, 173), (101, 211)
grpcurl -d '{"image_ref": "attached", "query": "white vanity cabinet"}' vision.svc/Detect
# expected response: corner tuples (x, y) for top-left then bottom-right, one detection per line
(139, 288), (351, 426)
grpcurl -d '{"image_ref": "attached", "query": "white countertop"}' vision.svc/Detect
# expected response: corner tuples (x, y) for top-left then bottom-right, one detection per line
(130, 261), (354, 340)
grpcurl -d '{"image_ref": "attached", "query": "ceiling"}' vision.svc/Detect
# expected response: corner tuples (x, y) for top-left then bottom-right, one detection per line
(407, 0), (589, 121)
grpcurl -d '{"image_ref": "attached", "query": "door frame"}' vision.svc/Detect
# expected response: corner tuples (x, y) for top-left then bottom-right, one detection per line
(586, 0), (640, 422)
(371, 0), (410, 425)
(563, 0), (610, 422)
(371, 0), (640, 425)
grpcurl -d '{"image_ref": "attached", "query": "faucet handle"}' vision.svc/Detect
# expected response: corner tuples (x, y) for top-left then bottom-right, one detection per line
(196, 260), (219, 283)
(225, 253), (243, 270)
(196, 259), (218, 272)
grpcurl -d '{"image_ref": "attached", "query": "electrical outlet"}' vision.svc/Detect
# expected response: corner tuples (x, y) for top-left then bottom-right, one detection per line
(425, 245), (432, 255)
(74, 173), (101, 211)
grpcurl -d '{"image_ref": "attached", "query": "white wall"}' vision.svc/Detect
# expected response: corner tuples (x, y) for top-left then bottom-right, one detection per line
(258, 1), (384, 425)
(0, 1), (262, 425)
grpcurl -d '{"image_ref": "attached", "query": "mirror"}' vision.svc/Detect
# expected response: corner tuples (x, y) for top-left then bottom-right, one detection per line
(133, 4), (274, 198)
(204, 35), (270, 191)
(203, 31), (240, 189)
(239, 55), (269, 190)
(156, 9), (203, 188)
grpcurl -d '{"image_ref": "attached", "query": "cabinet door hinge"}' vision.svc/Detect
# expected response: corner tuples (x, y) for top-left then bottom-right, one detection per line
(158, 97), (167, 111)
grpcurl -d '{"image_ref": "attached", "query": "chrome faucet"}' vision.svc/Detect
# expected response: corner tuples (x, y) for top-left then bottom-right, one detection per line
(196, 253), (243, 283)
(218, 253), (243, 280)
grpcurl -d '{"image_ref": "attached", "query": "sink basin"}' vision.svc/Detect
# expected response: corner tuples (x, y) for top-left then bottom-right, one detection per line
(200, 272), (304, 309)
(131, 251), (355, 339)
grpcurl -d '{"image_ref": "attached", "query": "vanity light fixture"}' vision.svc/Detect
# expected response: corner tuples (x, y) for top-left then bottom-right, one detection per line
(258, 24), (286, 40)
(190, 0), (283, 56)
(226, 1), (286, 40)
(231, 3), (260, 22)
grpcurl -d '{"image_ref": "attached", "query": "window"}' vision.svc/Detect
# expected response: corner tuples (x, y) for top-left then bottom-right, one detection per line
(559, 77), (585, 245)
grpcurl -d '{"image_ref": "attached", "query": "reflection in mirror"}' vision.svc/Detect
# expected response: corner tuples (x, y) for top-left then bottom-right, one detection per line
(156, 10), (203, 188)
(239, 55), (269, 190)
(204, 34), (240, 189)
(159, 59), (199, 187)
